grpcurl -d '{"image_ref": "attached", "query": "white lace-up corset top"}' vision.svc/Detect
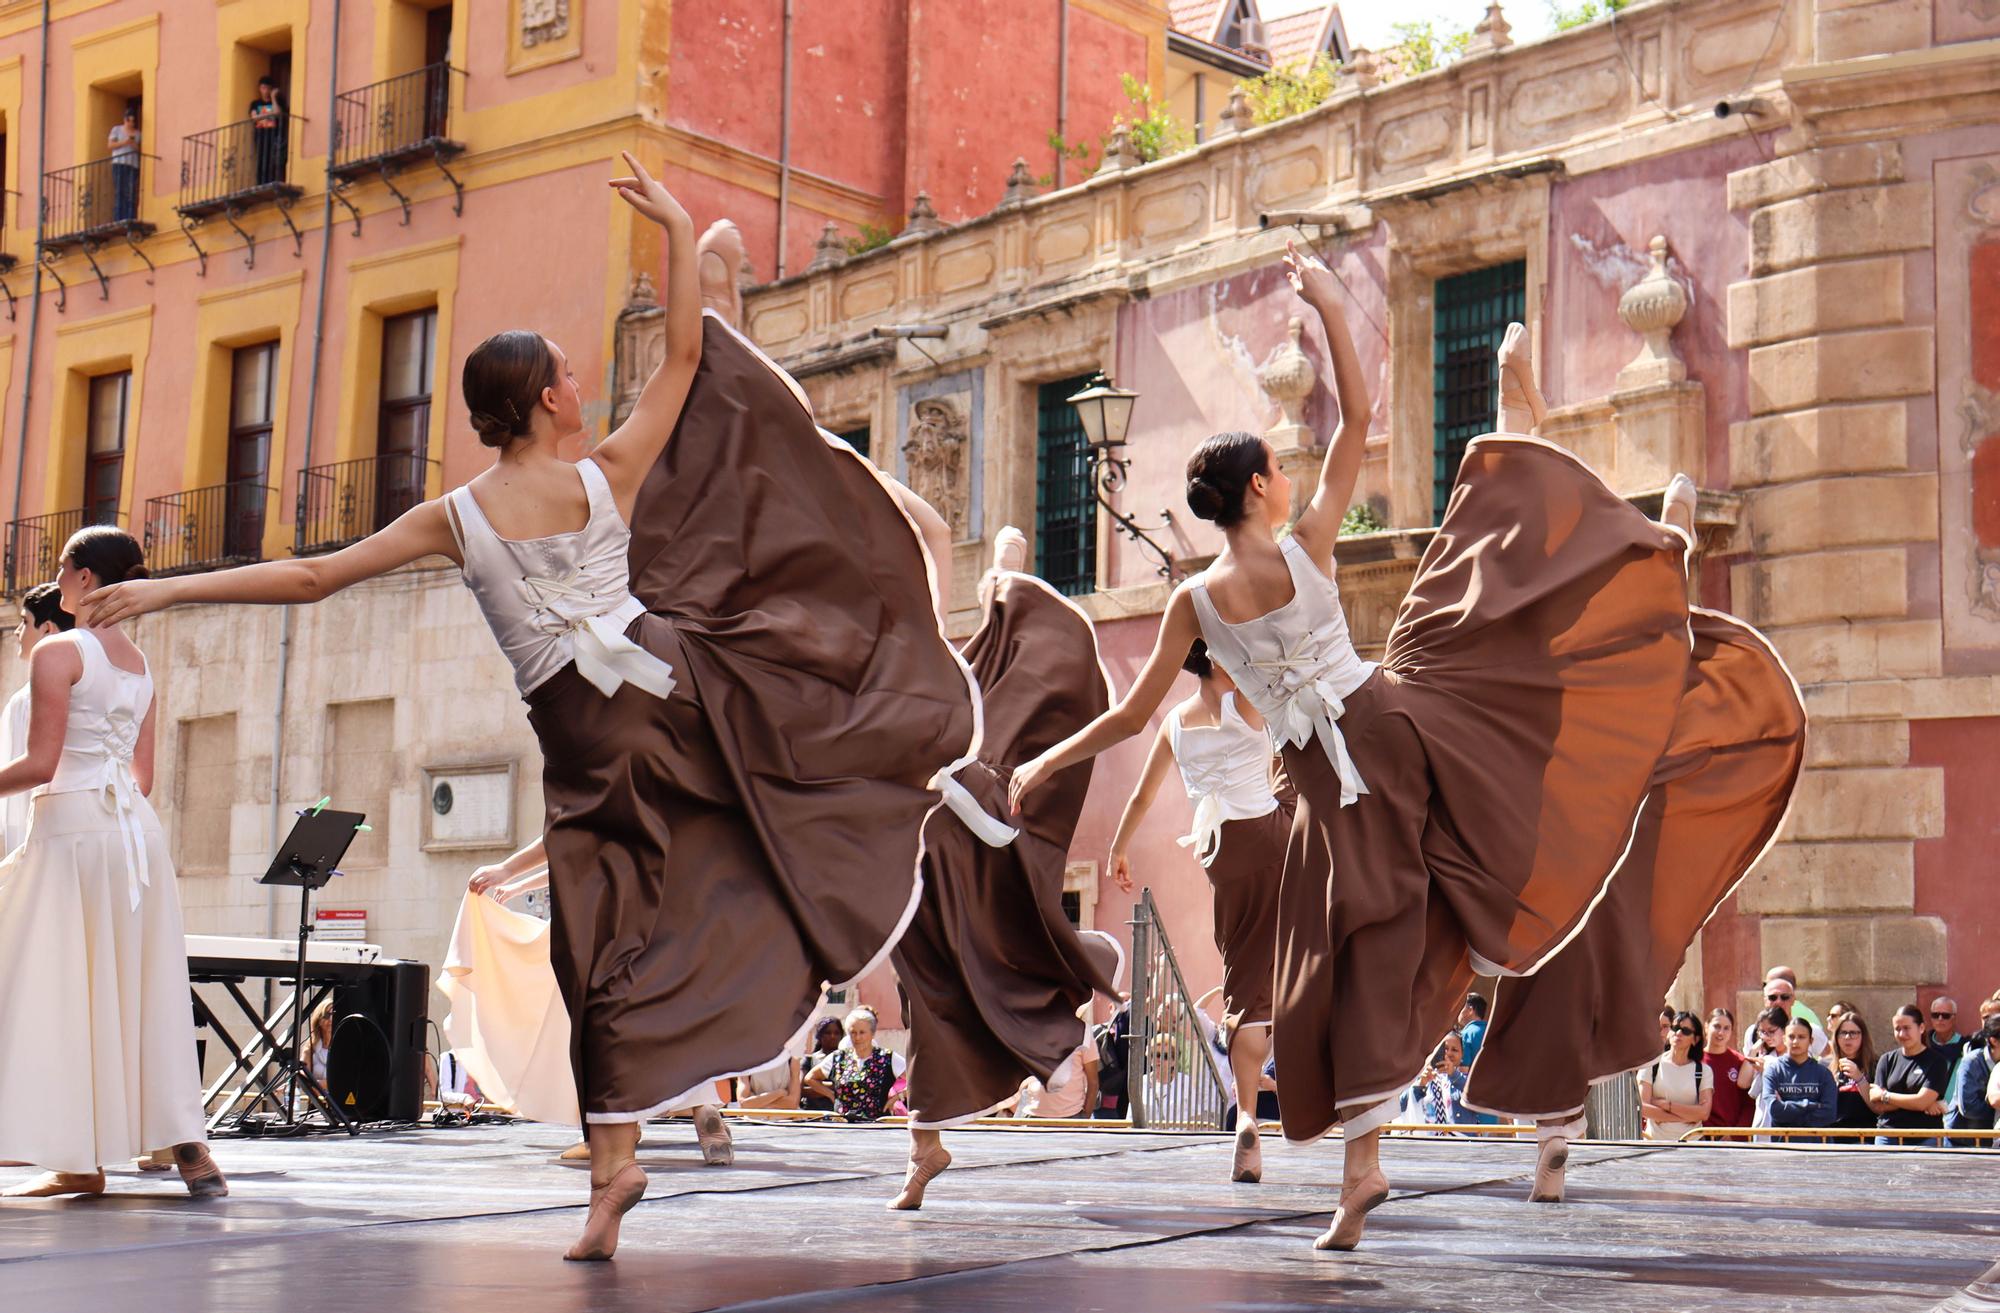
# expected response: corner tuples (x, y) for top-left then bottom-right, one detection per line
(38, 629), (155, 909)
(1188, 533), (1376, 808)
(1168, 692), (1279, 867)
(445, 458), (675, 701)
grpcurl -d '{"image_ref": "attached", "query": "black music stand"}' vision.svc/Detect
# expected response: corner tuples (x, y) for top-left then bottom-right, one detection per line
(254, 806), (366, 1133)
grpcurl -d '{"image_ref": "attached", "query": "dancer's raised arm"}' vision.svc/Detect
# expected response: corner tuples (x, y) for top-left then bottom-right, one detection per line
(1007, 585), (1201, 813)
(590, 151), (702, 517)
(1283, 242), (1370, 572)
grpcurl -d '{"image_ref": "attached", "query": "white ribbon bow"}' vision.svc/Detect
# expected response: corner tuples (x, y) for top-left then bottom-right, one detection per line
(70, 752), (150, 912)
(1246, 643), (1370, 808)
(930, 766), (1020, 848)
(1177, 788), (1227, 868)
(521, 575), (676, 701)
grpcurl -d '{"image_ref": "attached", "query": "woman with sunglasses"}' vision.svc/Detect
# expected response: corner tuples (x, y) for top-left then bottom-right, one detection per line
(1701, 1009), (1756, 1128)
(1639, 1011), (1711, 1141)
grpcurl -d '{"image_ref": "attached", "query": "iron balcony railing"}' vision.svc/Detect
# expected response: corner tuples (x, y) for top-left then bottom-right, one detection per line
(178, 114), (306, 216)
(331, 63), (464, 175)
(3, 506), (120, 596)
(296, 453), (437, 555)
(142, 480), (276, 577)
(1127, 888), (1232, 1131)
(40, 154), (158, 247)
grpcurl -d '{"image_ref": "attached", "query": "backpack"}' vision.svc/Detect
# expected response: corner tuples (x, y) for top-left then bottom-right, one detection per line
(1650, 1054), (1704, 1095)
(1093, 1009), (1131, 1103)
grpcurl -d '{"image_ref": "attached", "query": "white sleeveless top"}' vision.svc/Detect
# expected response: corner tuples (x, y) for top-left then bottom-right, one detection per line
(1187, 534), (1376, 808)
(1169, 692), (1279, 867)
(445, 458), (676, 701)
(36, 629), (155, 910)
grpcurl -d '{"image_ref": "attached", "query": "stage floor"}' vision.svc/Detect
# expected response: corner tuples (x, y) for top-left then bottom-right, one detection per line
(1, 1120), (1994, 1311)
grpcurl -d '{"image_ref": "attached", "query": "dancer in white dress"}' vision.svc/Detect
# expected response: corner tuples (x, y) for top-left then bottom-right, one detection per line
(0, 527), (226, 1198)
(1, 583), (74, 855)
(1106, 639), (1289, 1182)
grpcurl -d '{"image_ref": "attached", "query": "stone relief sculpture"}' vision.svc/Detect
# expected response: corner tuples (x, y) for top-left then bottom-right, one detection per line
(903, 398), (971, 537)
(521, 0), (570, 48)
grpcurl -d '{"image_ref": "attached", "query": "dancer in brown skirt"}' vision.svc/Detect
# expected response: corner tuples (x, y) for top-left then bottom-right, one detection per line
(886, 529), (1126, 1210)
(83, 155), (979, 1260)
(1106, 638), (1289, 1183)
(1012, 244), (1803, 1251)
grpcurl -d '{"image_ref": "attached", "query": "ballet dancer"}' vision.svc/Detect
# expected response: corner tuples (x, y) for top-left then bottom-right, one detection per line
(1105, 636), (1290, 1182)
(82, 154), (979, 1259)
(1011, 244), (1802, 1250)
(0, 528), (227, 1200)
(2, 582), (74, 855)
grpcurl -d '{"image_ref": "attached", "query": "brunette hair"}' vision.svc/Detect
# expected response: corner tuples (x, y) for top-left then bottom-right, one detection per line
(1182, 638), (1213, 680)
(1185, 431), (1270, 527)
(462, 330), (557, 447)
(1834, 1012), (1877, 1077)
(21, 582), (73, 631)
(63, 525), (148, 585)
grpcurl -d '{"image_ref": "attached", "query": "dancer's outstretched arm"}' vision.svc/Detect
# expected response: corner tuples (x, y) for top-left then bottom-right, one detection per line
(1007, 586), (1201, 812)
(591, 151), (702, 518)
(885, 477), (953, 627)
(470, 835), (549, 897)
(1106, 721), (1177, 892)
(1282, 242), (1370, 574)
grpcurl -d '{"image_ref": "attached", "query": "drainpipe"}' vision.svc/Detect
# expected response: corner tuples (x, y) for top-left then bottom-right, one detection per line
(1055, 0), (1069, 188)
(775, 0), (794, 278)
(7, 0), (51, 540)
(266, 0), (344, 943)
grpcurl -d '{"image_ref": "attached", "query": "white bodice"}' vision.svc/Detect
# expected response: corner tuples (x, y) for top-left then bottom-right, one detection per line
(1168, 692), (1279, 867)
(38, 629), (155, 909)
(1188, 534), (1376, 808)
(446, 458), (675, 701)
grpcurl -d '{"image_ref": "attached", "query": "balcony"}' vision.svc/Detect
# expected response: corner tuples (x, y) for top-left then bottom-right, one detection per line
(3, 506), (122, 596)
(296, 453), (437, 555)
(176, 114), (308, 273)
(329, 63), (466, 228)
(38, 155), (160, 306)
(142, 480), (276, 577)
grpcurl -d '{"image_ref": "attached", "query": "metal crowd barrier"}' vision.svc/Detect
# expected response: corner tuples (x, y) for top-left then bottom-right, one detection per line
(1127, 887), (1232, 1130)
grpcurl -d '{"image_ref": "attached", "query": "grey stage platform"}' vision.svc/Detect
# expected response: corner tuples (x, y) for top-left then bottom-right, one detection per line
(1, 1120), (1994, 1311)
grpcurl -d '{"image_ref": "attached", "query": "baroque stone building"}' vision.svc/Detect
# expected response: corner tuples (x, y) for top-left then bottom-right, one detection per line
(694, 0), (2000, 1027)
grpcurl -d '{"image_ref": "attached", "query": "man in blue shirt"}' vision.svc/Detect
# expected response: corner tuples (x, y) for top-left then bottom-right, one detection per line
(1458, 992), (1488, 1067)
(1767, 1017), (1838, 1143)
(1945, 1019), (2000, 1146)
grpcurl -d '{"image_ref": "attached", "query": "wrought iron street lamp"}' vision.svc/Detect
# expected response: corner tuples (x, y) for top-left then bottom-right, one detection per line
(1066, 373), (1179, 581)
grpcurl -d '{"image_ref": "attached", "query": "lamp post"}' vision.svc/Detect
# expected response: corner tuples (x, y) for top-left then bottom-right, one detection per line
(1066, 373), (1179, 581)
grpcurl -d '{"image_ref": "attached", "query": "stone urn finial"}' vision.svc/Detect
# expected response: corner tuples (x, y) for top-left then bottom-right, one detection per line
(1468, 2), (1513, 53)
(1616, 235), (1689, 389)
(627, 269), (658, 309)
(900, 190), (944, 240)
(1097, 123), (1140, 175)
(1339, 47), (1381, 93)
(998, 158), (1037, 210)
(806, 220), (846, 273)
(1259, 317), (1318, 451)
(1217, 86), (1253, 135)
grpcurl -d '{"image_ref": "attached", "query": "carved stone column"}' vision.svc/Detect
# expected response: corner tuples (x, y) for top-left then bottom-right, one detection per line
(1258, 317), (1321, 520)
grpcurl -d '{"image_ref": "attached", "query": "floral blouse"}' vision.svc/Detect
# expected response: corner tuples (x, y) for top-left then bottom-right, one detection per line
(821, 1046), (903, 1122)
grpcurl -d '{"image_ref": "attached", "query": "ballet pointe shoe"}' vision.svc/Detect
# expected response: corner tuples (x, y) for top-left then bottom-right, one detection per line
(887, 1145), (951, 1211)
(559, 1141), (591, 1162)
(1497, 321), (1547, 433)
(1231, 1122), (1263, 1183)
(1662, 472), (1698, 538)
(563, 1161), (647, 1262)
(136, 1147), (175, 1173)
(174, 1144), (228, 1199)
(1531, 1135), (1569, 1204)
(694, 1106), (734, 1167)
(2, 1170), (107, 1198)
(1314, 1167), (1389, 1252)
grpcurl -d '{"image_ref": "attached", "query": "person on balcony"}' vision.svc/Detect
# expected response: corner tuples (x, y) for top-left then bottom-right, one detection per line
(249, 77), (287, 187)
(108, 106), (140, 223)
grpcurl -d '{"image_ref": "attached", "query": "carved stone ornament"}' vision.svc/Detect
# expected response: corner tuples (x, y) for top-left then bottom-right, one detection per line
(997, 158), (1037, 210)
(1467, 2), (1513, 54)
(807, 220), (846, 273)
(1258, 317), (1318, 447)
(1338, 47), (1381, 93)
(521, 0), (570, 48)
(1217, 87), (1253, 136)
(1616, 235), (1689, 389)
(903, 398), (971, 536)
(900, 191), (944, 240)
(1097, 123), (1140, 175)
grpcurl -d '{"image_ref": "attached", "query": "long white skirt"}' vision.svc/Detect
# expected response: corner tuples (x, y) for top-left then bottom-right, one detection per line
(0, 789), (207, 1173)
(438, 891), (581, 1126)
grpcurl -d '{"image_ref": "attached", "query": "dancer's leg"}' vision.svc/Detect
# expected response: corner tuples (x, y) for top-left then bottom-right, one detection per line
(1532, 1113), (1587, 1203)
(174, 1143), (228, 1198)
(1315, 1123), (1390, 1251)
(888, 1126), (951, 1211)
(1229, 1025), (1271, 1183)
(1498, 322), (1548, 434)
(693, 1103), (734, 1166)
(564, 1123), (645, 1261)
(2, 1169), (107, 1197)
(1662, 472), (1697, 538)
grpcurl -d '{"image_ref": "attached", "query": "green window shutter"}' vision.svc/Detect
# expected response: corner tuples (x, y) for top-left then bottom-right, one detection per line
(1035, 375), (1100, 597)
(1432, 261), (1526, 523)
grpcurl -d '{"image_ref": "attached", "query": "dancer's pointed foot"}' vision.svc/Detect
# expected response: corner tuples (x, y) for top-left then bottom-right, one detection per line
(136, 1147), (175, 1173)
(559, 1141), (591, 1162)
(887, 1145), (951, 1211)
(694, 1105), (734, 1167)
(1314, 1166), (1389, 1251)
(563, 1161), (647, 1261)
(1231, 1122), (1263, 1183)
(1531, 1134), (1569, 1203)
(1497, 321), (1548, 433)
(2, 1171), (106, 1198)
(174, 1143), (228, 1199)
(1662, 472), (1698, 538)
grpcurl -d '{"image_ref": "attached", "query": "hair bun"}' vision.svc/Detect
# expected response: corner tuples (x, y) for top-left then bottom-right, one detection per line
(467, 410), (515, 447)
(1185, 475), (1225, 522)
(124, 563), (151, 581)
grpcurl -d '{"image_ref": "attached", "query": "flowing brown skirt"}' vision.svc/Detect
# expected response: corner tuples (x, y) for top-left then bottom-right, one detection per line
(895, 573), (1124, 1128)
(1207, 807), (1290, 1034)
(530, 314), (977, 1126)
(1270, 435), (1804, 1144)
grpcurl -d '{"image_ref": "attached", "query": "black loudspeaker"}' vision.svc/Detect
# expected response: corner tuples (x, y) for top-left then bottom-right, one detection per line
(328, 961), (430, 1123)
